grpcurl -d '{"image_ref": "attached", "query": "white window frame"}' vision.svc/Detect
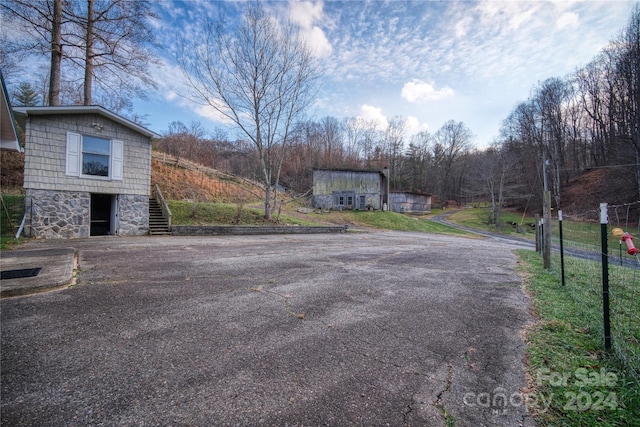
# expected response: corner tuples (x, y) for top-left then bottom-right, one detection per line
(66, 132), (123, 181)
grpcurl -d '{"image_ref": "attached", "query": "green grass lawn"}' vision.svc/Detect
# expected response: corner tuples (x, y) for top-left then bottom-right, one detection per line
(445, 208), (633, 253)
(447, 207), (537, 238)
(519, 250), (640, 426)
(169, 200), (473, 236)
(168, 200), (319, 226)
(333, 210), (474, 235)
(1, 194), (24, 249)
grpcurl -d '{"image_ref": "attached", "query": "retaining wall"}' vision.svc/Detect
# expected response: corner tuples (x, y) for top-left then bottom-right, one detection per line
(171, 225), (348, 236)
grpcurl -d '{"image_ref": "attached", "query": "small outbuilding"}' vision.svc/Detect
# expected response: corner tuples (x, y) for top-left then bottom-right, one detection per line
(312, 168), (390, 210)
(389, 191), (432, 214)
(14, 106), (159, 238)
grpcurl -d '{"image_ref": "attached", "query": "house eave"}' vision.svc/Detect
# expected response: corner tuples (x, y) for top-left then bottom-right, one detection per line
(0, 71), (23, 153)
(13, 105), (161, 140)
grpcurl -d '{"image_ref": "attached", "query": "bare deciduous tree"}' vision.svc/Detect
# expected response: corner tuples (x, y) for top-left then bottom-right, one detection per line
(433, 120), (473, 202)
(406, 130), (433, 193)
(178, 1), (322, 219)
(2, 0), (157, 112)
(1, 0), (64, 105)
(64, 0), (158, 110)
(384, 116), (407, 190)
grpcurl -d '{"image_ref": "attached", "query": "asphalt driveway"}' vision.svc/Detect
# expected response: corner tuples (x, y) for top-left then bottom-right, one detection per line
(1, 232), (535, 426)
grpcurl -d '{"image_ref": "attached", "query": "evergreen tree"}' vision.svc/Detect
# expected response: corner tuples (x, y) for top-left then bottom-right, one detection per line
(13, 82), (41, 106)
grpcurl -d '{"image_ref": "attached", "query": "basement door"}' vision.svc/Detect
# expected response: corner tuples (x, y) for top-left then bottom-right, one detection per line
(90, 194), (117, 236)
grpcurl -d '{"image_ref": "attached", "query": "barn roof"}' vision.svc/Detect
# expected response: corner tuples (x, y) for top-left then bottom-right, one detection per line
(313, 167), (385, 174)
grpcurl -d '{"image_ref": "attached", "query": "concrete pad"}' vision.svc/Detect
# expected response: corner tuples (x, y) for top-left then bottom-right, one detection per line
(0, 248), (76, 297)
(1, 233), (536, 426)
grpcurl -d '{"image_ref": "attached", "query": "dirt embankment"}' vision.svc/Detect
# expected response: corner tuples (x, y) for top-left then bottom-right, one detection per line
(151, 154), (261, 203)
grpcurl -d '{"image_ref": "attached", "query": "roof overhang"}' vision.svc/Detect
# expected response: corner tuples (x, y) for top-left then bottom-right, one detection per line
(313, 167), (384, 175)
(0, 72), (23, 152)
(12, 105), (161, 139)
(390, 191), (433, 197)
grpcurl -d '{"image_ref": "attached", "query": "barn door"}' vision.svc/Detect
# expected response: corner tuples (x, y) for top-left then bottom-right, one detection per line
(359, 195), (366, 210)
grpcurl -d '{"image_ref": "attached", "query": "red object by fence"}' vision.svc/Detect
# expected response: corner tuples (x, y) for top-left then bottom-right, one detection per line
(621, 233), (640, 255)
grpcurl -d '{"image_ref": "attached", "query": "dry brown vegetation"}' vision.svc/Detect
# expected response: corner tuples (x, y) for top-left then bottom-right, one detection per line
(562, 167), (637, 216)
(0, 150), (25, 193)
(150, 153), (261, 203)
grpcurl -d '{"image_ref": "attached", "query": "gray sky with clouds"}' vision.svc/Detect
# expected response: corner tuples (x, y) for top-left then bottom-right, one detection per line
(137, 0), (635, 147)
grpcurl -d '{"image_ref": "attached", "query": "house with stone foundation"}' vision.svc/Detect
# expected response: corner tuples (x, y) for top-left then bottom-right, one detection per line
(14, 106), (159, 238)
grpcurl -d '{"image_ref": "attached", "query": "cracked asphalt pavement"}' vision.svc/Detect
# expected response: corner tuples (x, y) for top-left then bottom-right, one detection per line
(1, 232), (535, 426)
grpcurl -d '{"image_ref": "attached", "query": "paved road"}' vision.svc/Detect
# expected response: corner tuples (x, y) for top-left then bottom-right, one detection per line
(431, 211), (640, 269)
(430, 211), (536, 249)
(2, 232), (535, 426)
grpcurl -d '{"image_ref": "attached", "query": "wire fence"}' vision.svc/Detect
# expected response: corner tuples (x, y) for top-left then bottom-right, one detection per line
(545, 201), (640, 380)
(1, 194), (24, 237)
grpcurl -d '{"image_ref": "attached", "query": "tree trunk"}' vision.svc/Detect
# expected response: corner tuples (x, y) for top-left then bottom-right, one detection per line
(48, 0), (62, 106)
(83, 0), (94, 105)
(261, 154), (272, 220)
(264, 186), (271, 220)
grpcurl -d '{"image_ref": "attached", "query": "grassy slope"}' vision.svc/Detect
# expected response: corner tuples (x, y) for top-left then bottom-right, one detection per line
(169, 200), (319, 226)
(423, 207), (640, 425)
(519, 250), (640, 426)
(448, 207), (537, 239)
(169, 199), (473, 236)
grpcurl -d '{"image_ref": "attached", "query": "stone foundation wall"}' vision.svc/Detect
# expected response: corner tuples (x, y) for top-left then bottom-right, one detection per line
(25, 189), (90, 239)
(118, 195), (149, 236)
(25, 189), (149, 239)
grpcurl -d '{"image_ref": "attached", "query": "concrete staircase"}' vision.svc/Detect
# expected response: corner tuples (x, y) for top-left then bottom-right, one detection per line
(149, 198), (170, 235)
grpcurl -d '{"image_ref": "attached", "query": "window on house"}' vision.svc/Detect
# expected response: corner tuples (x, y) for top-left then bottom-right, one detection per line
(66, 132), (123, 180)
(338, 196), (344, 205)
(82, 135), (110, 176)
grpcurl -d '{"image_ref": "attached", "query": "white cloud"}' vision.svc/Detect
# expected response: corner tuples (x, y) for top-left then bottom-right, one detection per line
(358, 105), (388, 128)
(289, 0), (323, 28)
(556, 12), (579, 30)
(164, 90), (178, 102)
(405, 115), (428, 136)
(401, 79), (454, 103)
(303, 26), (333, 57)
(507, 4), (540, 31)
(194, 104), (232, 124)
(289, 0), (332, 57)
(455, 16), (473, 38)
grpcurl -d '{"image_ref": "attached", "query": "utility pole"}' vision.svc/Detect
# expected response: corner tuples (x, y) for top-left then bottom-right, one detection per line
(543, 157), (551, 269)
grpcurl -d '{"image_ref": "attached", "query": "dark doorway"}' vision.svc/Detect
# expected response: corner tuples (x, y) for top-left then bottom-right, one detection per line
(90, 194), (112, 236)
(359, 195), (366, 210)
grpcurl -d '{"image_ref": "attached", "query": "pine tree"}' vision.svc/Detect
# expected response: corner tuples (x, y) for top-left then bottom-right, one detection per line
(13, 82), (40, 106)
